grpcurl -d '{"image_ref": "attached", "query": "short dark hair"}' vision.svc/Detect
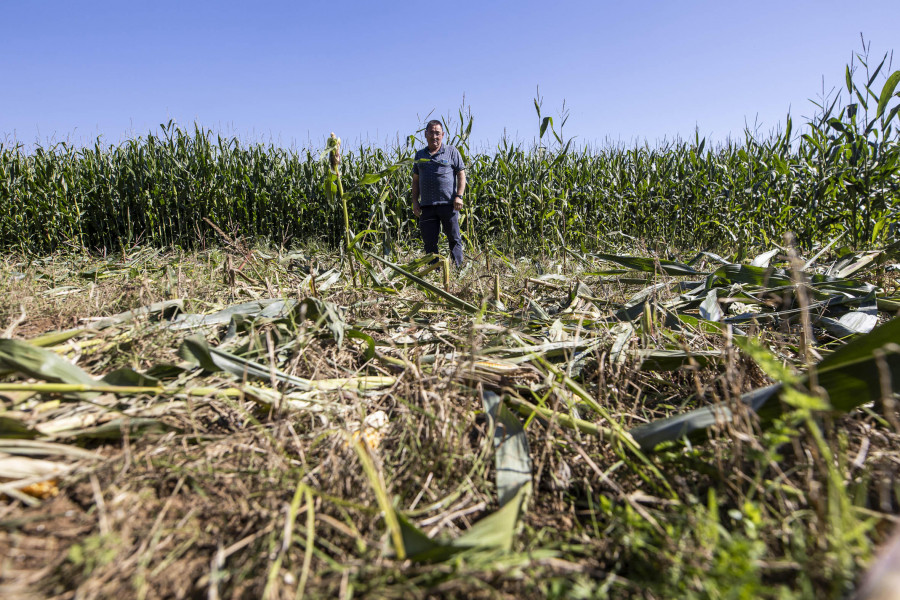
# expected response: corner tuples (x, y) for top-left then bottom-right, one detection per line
(425, 120), (443, 133)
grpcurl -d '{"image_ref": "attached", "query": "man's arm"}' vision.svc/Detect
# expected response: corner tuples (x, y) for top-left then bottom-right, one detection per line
(454, 170), (466, 212)
(412, 172), (421, 218)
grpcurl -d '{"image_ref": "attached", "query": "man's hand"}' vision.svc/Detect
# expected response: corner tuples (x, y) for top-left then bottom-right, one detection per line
(413, 201), (421, 218)
(455, 171), (467, 212)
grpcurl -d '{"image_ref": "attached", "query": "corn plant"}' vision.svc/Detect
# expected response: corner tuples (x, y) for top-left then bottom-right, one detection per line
(1, 57), (898, 256)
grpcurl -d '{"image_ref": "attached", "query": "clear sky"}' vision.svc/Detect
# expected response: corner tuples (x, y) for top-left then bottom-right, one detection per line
(3, 1), (899, 151)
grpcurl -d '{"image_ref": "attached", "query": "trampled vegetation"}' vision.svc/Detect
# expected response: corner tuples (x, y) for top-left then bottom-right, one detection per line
(1, 52), (899, 599)
(1, 241), (899, 599)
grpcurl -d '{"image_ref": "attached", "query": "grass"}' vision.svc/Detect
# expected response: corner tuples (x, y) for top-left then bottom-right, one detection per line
(0, 238), (898, 599)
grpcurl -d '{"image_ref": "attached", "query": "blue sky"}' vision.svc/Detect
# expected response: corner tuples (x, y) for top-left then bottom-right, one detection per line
(3, 1), (899, 151)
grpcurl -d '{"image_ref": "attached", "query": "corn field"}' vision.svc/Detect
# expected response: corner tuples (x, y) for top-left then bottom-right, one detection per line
(2, 59), (899, 256)
(3, 49), (900, 600)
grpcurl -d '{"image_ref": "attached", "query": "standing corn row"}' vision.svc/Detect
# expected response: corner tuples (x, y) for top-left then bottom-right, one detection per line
(1, 61), (898, 254)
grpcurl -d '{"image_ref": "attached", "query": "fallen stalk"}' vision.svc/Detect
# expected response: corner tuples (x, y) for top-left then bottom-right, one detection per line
(505, 395), (613, 438)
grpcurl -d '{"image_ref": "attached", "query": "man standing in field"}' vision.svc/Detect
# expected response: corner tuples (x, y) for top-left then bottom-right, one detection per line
(412, 120), (466, 267)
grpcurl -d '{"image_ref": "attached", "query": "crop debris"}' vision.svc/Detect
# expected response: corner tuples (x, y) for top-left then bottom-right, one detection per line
(0, 239), (898, 598)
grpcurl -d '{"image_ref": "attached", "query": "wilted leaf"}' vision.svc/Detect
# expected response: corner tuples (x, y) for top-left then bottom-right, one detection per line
(826, 250), (883, 279)
(93, 299), (184, 329)
(635, 349), (723, 371)
(819, 311), (879, 337)
(54, 417), (173, 440)
(593, 253), (699, 276)
(482, 391), (531, 506)
(0, 455), (67, 479)
(101, 368), (161, 387)
(750, 249), (780, 268)
(178, 335), (314, 390)
(298, 297), (347, 347)
(0, 339), (95, 386)
(699, 289), (723, 322)
(169, 299), (282, 331)
(363, 251), (479, 313)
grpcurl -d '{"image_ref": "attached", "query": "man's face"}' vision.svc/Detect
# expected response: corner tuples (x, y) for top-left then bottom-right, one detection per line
(426, 125), (443, 151)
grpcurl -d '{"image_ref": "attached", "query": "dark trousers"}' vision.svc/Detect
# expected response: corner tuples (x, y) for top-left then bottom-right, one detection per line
(419, 204), (463, 267)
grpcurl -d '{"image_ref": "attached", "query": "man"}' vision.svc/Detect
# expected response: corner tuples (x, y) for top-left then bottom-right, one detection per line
(412, 120), (466, 267)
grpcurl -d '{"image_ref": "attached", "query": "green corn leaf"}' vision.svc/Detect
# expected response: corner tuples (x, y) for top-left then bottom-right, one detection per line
(347, 229), (377, 251)
(362, 251), (479, 313)
(827, 118), (847, 134)
(707, 264), (792, 288)
(868, 56), (887, 89)
(450, 483), (529, 550)
(593, 253), (698, 276)
(631, 316), (900, 451)
(347, 329), (376, 362)
(540, 117), (552, 139)
(100, 368), (161, 388)
(629, 384), (783, 452)
(27, 329), (85, 347)
(397, 484), (531, 562)
(358, 158), (414, 185)
(814, 316), (900, 411)
(552, 140), (572, 166)
(0, 416), (40, 440)
(0, 339), (95, 386)
(876, 70), (900, 118)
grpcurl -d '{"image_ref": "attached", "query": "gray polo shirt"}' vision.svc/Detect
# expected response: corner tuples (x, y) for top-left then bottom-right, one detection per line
(413, 144), (465, 206)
